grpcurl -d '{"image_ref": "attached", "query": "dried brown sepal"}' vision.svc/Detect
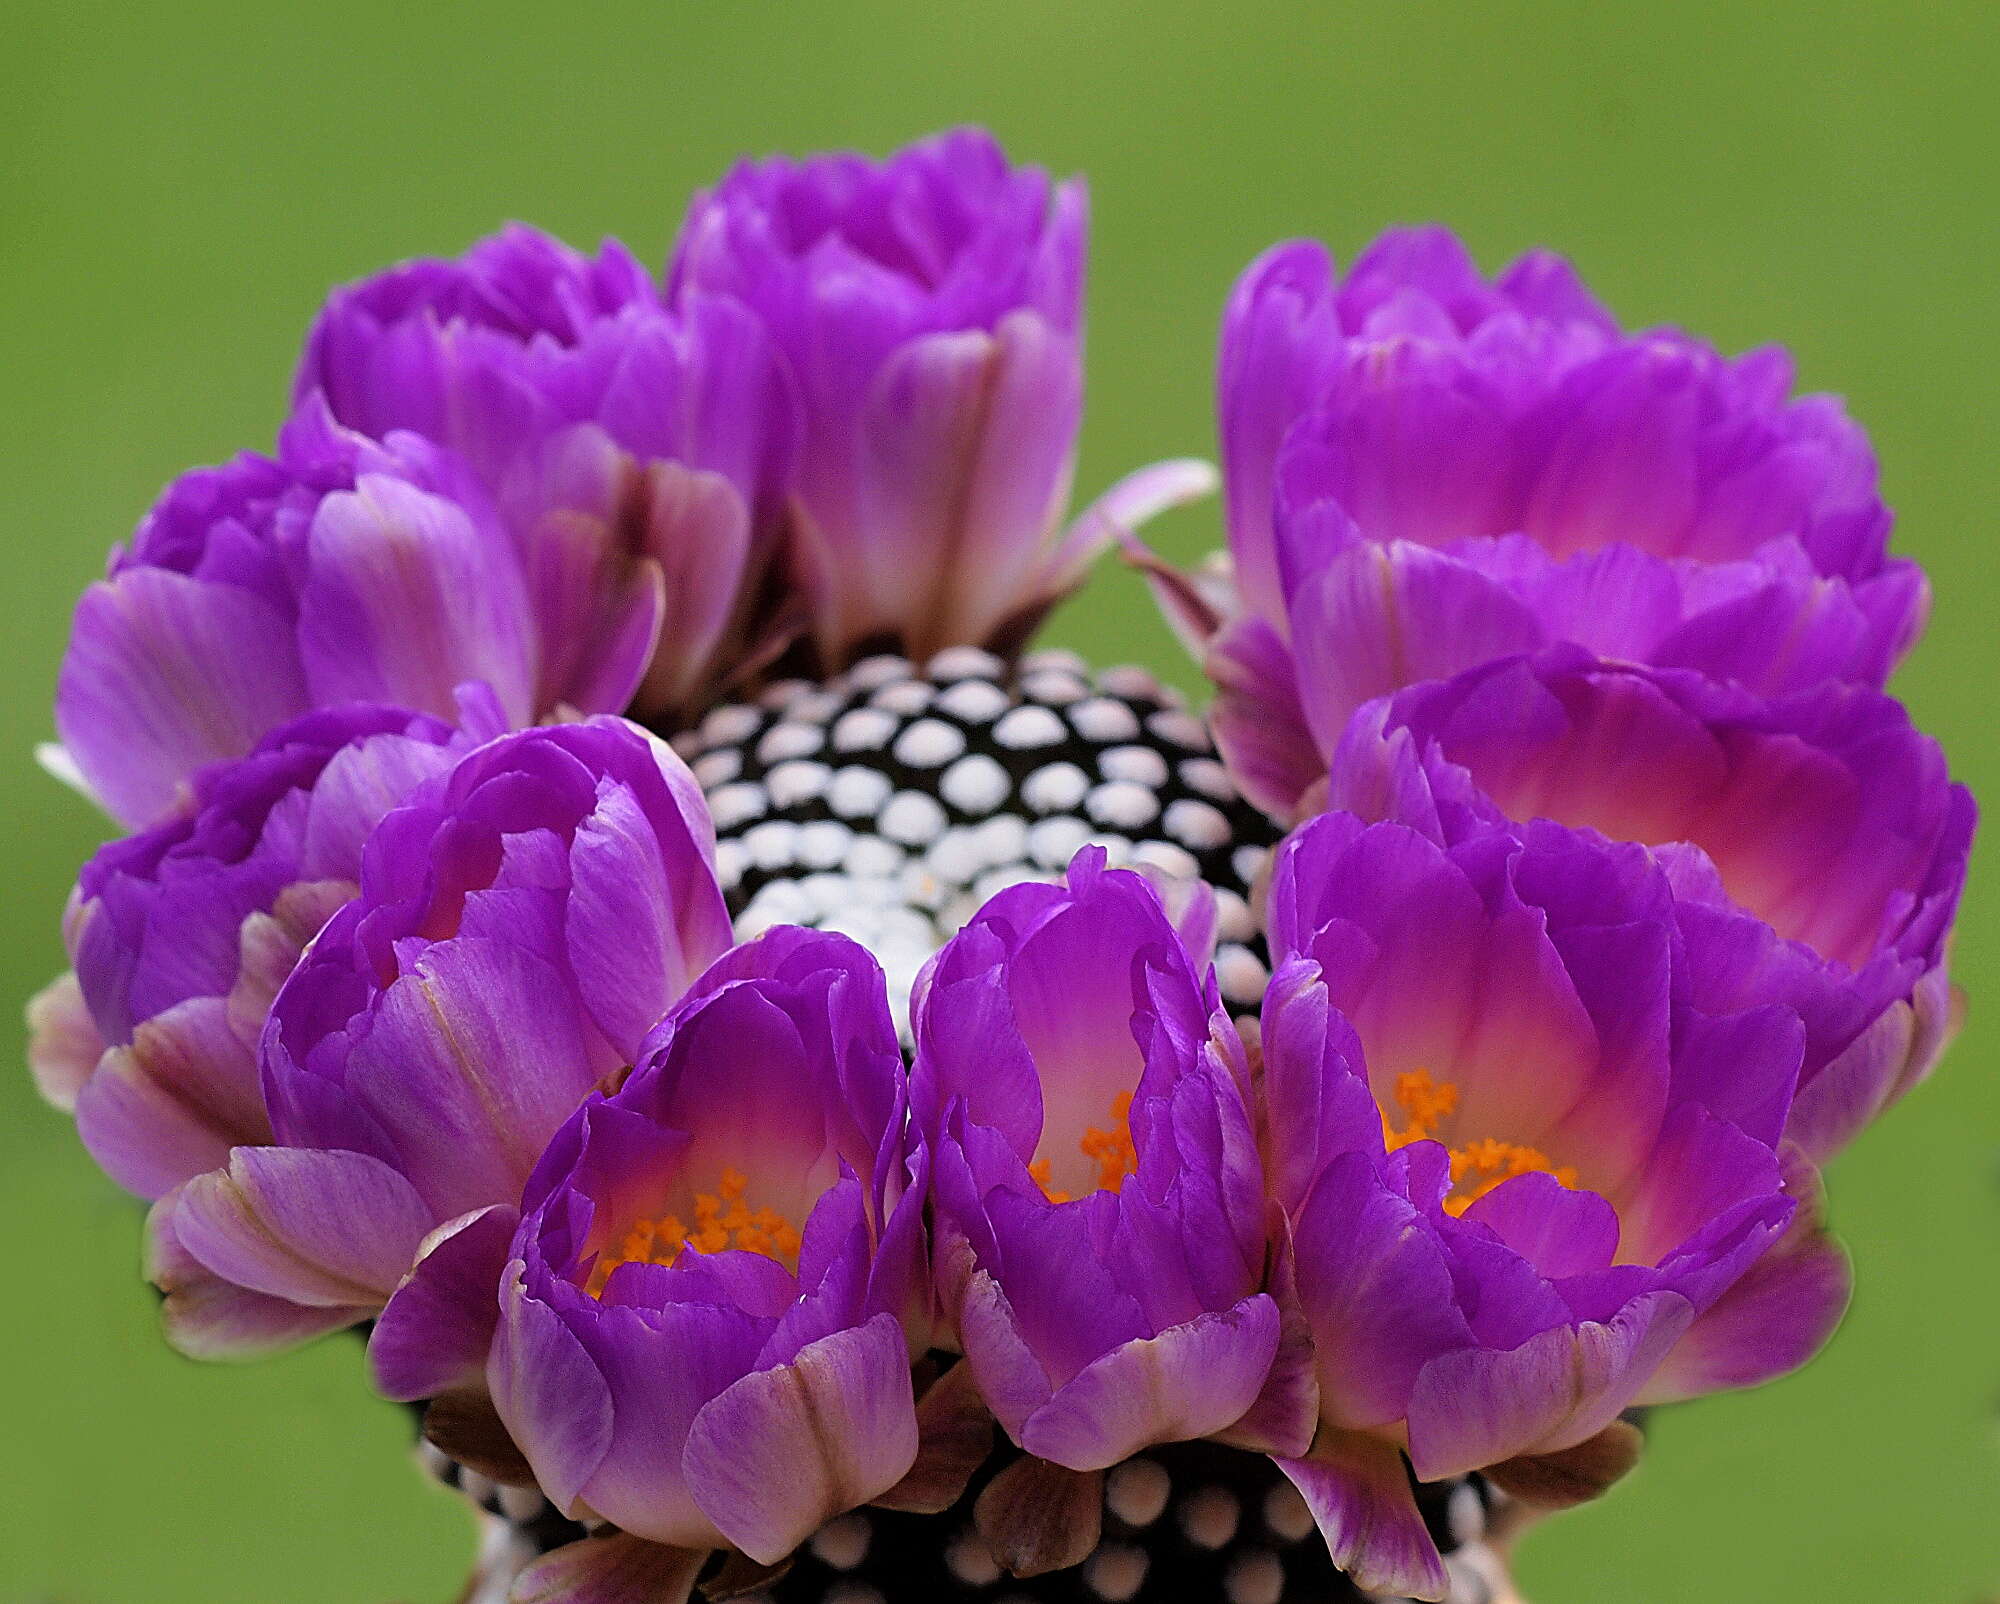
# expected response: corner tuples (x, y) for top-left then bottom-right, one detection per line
(510, 1532), (708, 1604)
(424, 1386), (539, 1488)
(872, 1360), (996, 1515)
(700, 1549), (794, 1602)
(1482, 1418), (1644, 1509)
(973, 1454), (1105, 1578)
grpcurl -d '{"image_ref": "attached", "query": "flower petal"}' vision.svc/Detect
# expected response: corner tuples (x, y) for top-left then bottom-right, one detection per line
(972, 1454), (1104, 1580)
(1205, 615), (1325, 820)
(74, 995), (264, 1200)
(58, 568), (309, 826)
(146, 1191), (367, 1360)
(957, 1266), (1059, 1444)
(25, 970), (104, 1113)
(297, 474), (536, 725)
(1285, 540), (1546, 759)
(1639, 1151), (1851, 1403)
(370, 1204), (520, 1402)
(846, 312), (1081, 654)
(684, 1313), (920, 1565)
(1017, 1296), (1282, 1471)
(488, 1264), (616, 1517)
(871, 1359), (995, 1515)
(1405, 1289), (1694, 1481)
(172, 1146), (431, 1309)
(1272, 1429), (1447, 1602)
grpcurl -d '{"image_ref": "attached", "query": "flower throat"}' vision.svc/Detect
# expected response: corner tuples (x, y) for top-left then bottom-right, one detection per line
(1381, 1069), (1578, 1216)
(586, 1167), (802, 1297)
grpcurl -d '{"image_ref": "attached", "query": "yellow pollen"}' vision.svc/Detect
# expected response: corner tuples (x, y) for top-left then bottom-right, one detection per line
(1380, 1069), (1578, 1217)
(584, 1165), (802, 1297)
(1027, 1158), (1070, 1205)
(1032, 1090), (1138, 1203)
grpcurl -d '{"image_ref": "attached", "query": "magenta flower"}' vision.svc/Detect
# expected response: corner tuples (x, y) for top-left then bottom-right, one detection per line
(295, 224), (799, 723)
(54, 405), (597, 828)
(1260, 811), (1824, 1597)
(1151, 226), (1927, 817)
(399, 927), (932, 1592)
(295, 223), (661, 466)
(670, 127), (1210, 666)
(39, 702), (468, 1204)
(1329, 646), (1973, 1160)
(147, 718), (732, 1360)
(911, 849), (1311, 1478)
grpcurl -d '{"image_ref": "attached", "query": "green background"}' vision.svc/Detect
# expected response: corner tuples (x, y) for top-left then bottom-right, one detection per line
(3, 3), (1995, 1600)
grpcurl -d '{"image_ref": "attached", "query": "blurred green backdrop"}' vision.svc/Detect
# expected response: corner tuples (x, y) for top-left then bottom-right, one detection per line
(4, 3), (1996, 1600)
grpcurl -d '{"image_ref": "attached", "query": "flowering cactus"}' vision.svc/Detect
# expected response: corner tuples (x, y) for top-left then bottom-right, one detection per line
(22, 134), (1979, 1604)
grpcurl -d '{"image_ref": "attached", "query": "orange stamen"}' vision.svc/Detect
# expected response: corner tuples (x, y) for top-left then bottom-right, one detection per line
(1031, 1090), (1138, 1202)
(1379, 1070), (1579, 1216)
(584, 1165), (802, 1297)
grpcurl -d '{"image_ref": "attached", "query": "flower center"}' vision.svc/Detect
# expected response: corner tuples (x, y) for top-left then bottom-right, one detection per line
(1380, 1069), (1578, 1217)
(1030, 1090), (1138, 1204)
(585, 1166), (803, 1297)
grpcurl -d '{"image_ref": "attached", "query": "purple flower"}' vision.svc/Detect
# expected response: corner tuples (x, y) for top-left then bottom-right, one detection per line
(1328, 645), (1973, 1161)
(910, 849), (1311, 1474)
(54, 406), (602, 828)
(295, 224), (800, 723)
(439, 927), (932, 1574)
(1259, 812), (1827, 1597)
(1149, 227), (1926, 817)
(295, 224), (662, 463)
(147, 718), (732, 1360)
(362, 928), (930, 1595)
(670, 128), (1209, 665)
(41, 702), (468, 1203)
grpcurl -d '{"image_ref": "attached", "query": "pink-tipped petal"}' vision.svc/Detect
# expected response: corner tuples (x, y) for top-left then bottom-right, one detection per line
(1273, 1430), (1448, 1602)
(1018, 1296), (1282, 1472)
(685, 1314), (921, 1565)
(59, 569), (309, 827)
(147, 1191), (369, 1360)
(1405, 1290), (1695, 1482)
(172, 1146), (432, 1309)
(26, 970), (103, 1113)
(74, 996), (264, 1201)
